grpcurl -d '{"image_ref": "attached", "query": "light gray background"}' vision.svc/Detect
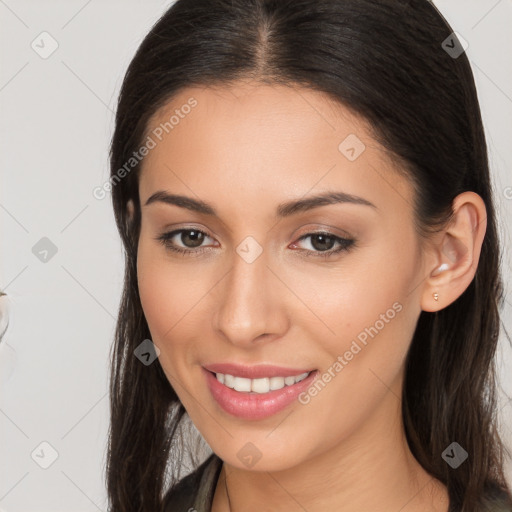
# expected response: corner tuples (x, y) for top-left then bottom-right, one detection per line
(1, 1), (511, 510)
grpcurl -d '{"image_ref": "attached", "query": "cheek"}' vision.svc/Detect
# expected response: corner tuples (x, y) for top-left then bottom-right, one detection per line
(287, 238), (420, 419)
(136, 234), (227, 381)
(136, 239), (201, 353)
(290, 237), (418, 352)
(287, 273), (418, 459)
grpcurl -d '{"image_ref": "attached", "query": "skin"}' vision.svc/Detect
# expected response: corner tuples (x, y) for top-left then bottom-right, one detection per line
(135, 80), (486, 511)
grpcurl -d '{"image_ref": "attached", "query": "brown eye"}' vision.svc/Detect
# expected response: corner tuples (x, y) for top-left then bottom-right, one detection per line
(292, 232), (355, 259)
(308, 233), (337, 251)
(156, 228), (215, 255)
(178, 230), (206, 248)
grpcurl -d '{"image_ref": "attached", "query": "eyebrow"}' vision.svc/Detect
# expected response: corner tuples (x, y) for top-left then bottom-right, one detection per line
(144, 190), (377, 217)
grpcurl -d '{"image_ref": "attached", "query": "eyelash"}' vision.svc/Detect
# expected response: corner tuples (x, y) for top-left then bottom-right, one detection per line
(155, 228), (355, 259)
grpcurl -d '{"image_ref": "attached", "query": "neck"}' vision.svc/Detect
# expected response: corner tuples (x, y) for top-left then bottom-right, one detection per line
(212, 383), (449, 512)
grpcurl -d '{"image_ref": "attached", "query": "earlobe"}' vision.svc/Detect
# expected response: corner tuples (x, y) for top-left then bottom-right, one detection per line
(125, 199), (136, 234)
(421, 192), (487, 312)
(127, 199), (134, 219)
(126, 199), (136, 228)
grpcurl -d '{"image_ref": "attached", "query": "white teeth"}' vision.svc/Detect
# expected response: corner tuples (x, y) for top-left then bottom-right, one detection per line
(251, 378), (269, 394)
(224, 373), (235, 388)
(234, 376), (251, 392)
(215, 371), (310, 393)
(269, 376), (285, 390)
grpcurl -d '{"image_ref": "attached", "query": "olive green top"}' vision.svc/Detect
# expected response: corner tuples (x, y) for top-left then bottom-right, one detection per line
(163, 454), (223, 512)
(163, 454), (512, 511)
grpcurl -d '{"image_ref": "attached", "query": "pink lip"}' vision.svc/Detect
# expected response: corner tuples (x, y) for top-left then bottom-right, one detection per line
(203, 363), (313, 379)
(203, 367), (318, 420)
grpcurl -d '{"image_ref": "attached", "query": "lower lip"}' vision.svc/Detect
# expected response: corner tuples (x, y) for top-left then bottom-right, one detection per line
(203, 368), (318, 420)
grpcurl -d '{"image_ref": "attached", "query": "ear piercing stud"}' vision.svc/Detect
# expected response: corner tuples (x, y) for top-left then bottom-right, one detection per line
(432, 263), (447, 302)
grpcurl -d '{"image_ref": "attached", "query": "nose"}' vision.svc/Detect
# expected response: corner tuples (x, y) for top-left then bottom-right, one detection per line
(211, 248), (289, 348)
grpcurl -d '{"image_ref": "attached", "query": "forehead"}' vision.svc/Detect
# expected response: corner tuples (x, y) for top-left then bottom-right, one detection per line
(144, 81), (368, 153)
(138, 81), (414, 217)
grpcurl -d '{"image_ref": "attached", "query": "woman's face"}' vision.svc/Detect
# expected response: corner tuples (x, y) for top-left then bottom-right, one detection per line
(136, 81), (430, 471)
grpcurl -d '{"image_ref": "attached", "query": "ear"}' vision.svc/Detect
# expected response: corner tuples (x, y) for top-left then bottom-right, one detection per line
(127, 199), (135, 220)
(421, 191), (487, 312)
(124, 199), (136, 234)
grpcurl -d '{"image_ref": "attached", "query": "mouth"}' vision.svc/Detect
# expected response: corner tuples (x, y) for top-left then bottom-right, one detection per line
(202, 366), (318, 420)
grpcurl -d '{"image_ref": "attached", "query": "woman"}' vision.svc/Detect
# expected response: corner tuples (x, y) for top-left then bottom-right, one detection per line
(106, 0), (512, 510)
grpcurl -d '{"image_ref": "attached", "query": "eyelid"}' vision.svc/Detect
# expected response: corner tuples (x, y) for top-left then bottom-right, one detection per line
(291, 231), (354, 255)
(293, 222), (354, 238)
(160, 222), (219, 238)
(160, 227), (217, 248)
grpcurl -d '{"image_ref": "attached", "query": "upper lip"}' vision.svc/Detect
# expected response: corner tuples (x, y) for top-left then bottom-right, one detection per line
(203, 363), (314, 379)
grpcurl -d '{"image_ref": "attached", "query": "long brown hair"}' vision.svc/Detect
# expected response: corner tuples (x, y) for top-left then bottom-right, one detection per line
(106, 0), (512, 510)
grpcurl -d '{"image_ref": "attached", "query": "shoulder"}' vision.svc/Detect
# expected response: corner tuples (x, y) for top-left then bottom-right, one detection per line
(162, 453), (223, 512)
